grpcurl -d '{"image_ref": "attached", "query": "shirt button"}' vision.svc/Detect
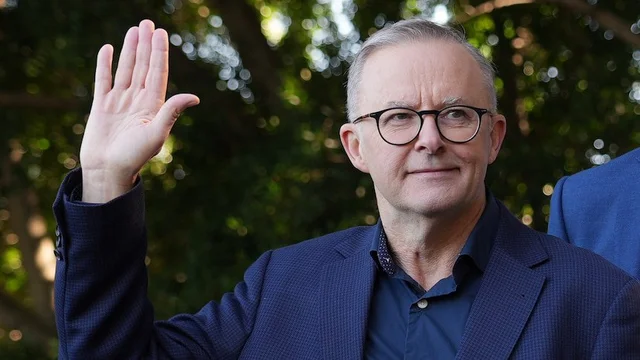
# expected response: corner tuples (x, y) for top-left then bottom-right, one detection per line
(53, 249), (63, 261)
(417, 299), (429, 309)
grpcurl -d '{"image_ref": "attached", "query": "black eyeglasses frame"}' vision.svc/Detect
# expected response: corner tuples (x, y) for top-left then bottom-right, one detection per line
(352, 105), (490, 146)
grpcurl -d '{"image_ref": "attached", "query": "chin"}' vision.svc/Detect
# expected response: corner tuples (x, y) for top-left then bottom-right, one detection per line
(400, 195), (462, 217)
(376, 184), (473, 217)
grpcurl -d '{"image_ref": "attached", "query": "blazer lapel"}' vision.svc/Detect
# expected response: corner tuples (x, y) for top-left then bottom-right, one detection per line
(320, 237), (376, 360)
(457, 205), (548, 359)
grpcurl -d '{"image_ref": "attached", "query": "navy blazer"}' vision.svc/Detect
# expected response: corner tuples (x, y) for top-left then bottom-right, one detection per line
(53, 170), (640, 359)
(549, 147), (640, 278)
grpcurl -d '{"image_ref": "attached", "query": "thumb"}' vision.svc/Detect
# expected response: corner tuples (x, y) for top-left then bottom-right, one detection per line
(154, 93), (200, 134)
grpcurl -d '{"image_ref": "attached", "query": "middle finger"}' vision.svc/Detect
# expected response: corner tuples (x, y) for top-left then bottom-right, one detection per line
(131, 20), (155, 88)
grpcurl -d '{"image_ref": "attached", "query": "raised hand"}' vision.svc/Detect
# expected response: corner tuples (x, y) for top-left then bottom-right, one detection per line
(80, 20), (199, 203)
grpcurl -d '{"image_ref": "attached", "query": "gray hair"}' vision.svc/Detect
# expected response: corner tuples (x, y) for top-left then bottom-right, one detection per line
(346, 18), (497, 121)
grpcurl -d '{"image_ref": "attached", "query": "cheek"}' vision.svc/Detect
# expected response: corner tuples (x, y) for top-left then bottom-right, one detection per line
(363, 144), (405, 178)
(451, 144), (490, 173)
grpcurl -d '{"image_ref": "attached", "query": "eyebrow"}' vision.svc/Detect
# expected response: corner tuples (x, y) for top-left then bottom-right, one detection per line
(384, 100), (417, 108)
(442, 96), (463, 106)
(383, 97), (464, 109)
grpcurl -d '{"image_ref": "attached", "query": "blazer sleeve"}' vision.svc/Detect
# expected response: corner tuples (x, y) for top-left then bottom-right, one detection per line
(53, 169), (271, 359)
(590, 278), (640, 359)
(548, 176), (570, 242)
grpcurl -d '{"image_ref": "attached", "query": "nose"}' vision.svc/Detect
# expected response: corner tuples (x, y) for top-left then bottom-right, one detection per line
(413, 115), (445, 154)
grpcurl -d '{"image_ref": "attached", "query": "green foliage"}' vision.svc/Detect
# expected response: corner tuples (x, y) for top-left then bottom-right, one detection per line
(0, 338), (52, 359)
(1, 248), (26, 293)
(0, 0), (639, 356)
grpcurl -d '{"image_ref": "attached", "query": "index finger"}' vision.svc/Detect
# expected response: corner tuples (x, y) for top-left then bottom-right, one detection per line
(94, 44), (114, 99)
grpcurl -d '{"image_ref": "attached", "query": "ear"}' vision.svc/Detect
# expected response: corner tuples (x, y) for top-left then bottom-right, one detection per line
(487, 114), (506, 164)
(340, 122), (370, 173)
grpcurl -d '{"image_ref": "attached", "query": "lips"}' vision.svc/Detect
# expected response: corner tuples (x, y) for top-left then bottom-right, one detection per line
(408, 167), (457, 174)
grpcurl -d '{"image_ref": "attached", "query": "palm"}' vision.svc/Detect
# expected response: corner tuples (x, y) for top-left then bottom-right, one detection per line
(81, 20), (198, 182)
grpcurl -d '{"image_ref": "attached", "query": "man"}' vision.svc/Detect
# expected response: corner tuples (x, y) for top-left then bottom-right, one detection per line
(53, 18), (639, 359)
(549, 147), (640, 278)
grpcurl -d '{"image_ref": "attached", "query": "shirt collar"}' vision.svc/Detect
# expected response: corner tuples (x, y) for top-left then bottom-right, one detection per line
(369, 189), (500, 275)
(459, 189), (499, 272)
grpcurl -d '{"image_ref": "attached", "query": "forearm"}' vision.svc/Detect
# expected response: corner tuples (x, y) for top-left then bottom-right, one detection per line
(54, 169), (153, 358)
(53, 169), (265, 359)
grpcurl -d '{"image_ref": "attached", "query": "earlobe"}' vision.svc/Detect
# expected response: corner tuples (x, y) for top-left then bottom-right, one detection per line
(488, 114), (507, 164)
(339, 123), (370, 173)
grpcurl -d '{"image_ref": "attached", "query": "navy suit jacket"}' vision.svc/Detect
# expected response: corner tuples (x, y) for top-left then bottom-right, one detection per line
(549, 147), (640, 278)
(53, 170), (640, 359)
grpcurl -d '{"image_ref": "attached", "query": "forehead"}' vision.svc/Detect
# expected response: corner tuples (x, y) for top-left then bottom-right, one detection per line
(357, 40), (488, 112)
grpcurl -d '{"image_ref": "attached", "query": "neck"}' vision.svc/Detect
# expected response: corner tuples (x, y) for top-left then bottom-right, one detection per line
(378, 193), (486, 291)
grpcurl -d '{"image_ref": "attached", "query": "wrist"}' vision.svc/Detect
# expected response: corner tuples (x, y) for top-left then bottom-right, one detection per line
(81, 168), (137, 203)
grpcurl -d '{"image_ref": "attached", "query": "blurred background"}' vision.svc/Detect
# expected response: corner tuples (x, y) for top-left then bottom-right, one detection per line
(0, 0), (638, 357)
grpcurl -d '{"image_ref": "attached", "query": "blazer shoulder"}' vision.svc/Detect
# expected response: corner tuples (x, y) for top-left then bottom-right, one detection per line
(256, 225), (375, 290)
(538, 232), (636, 288)
(270, 225), (374, 263)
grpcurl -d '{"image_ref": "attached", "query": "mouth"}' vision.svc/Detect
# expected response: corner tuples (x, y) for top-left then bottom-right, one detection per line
(407, 167), (458, 177)
(408, 167), (457, 174)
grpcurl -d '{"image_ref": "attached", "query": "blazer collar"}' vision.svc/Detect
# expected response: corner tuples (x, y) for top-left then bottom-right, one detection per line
(320, 227), (377, 359)
(457, 201), (548, 358)
(332, 198), (549, 268)
(333, 223), (380, 258)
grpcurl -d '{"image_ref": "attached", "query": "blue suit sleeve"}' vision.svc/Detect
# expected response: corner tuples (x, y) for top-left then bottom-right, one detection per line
(548, 176), (570, 242)
(52, 169), (270, 359)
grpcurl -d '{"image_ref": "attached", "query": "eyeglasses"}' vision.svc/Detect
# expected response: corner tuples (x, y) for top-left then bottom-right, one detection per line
(352, 105), (489, 146)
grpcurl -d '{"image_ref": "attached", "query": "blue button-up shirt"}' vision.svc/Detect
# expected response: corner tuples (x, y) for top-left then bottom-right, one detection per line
(365, 192), (500, 359)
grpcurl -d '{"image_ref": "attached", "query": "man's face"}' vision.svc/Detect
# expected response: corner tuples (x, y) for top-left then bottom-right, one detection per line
(340, 40), (506, 217)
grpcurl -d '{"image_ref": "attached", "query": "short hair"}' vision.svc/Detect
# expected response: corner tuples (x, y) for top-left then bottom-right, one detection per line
(346, 19), (497, 121)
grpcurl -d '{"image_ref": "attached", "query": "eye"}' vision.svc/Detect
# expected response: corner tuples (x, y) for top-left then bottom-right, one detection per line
(442, 109), (468, 119)
(438, 107), (477, 128)
(389, 112), (413, 120)
(380, 109), (419, 126)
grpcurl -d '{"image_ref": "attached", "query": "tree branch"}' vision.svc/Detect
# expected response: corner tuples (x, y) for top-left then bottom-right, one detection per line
(455, 0), (640, 48)
(456, 0), (535, 23)
(206, 0), (283, 113)
(550, 0), (640, 48)
(0, 92), (84, 110)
